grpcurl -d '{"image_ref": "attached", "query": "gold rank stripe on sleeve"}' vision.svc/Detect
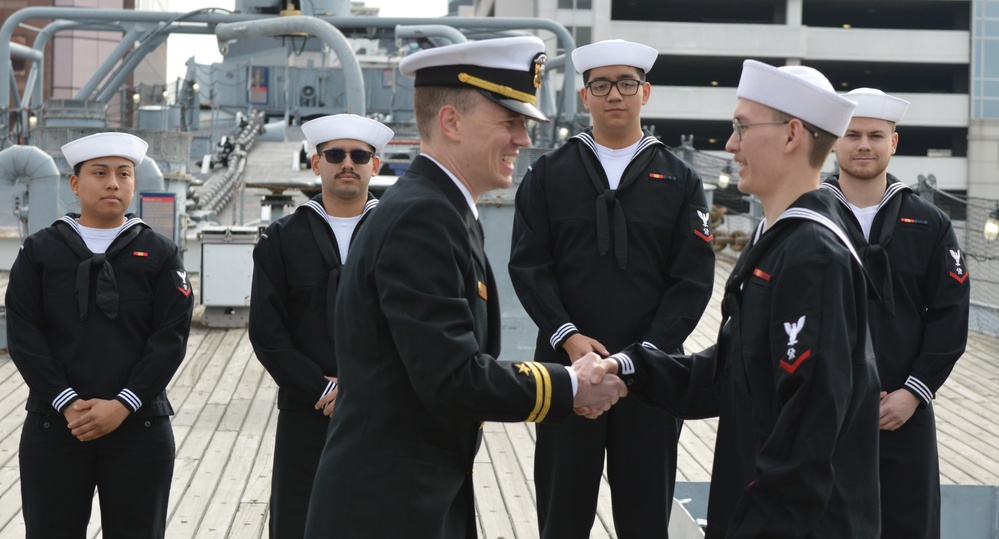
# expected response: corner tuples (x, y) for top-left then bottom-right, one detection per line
(524, 362), (553, 422)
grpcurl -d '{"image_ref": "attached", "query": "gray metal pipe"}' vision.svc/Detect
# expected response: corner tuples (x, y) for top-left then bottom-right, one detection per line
(23, 21), (122, 108)
(130, 156), (165, 215)
(74, 26), (146, 101)
(321, 16), (578, 121)
(7, 70), (20, 109)
(0, 144), (61, 236)
(95, 32), (170, 104)
(215, 16), (366, 115)
(0, 8), (268, 115)
(1, 8), (576, 140)
(395, 25), (468, 45)
(10, 42), (43, 62)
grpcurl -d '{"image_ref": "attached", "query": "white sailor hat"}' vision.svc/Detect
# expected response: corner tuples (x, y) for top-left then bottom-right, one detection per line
(846, 88), (910, 123)
(61, 132), (148, 168)
(736, 60), (858, 137)
(301, 114), (395, 152)
(571, 39), (658, 74)
(398, 36), (550, 123)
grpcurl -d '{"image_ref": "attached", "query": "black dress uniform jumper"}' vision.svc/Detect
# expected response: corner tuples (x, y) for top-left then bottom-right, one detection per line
(248, 193), (377, 539)
(607, 190), (881, 538)
(304, 156), (577, 539)
(7, 215), (194, 539)
(509, 130), (715, 539)
(823, 175), (970, 539)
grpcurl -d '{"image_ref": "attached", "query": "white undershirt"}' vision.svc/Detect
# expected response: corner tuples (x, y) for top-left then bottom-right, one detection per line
(76, 223), (121, 254)
(847, 203), (880, 241)
(594, 139), (641, 190)
(326, 214), (363, 263)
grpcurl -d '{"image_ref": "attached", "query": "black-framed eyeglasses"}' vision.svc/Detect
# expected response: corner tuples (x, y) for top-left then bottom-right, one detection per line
(585, 79), (643, 97)
(322, 148), (374, 165)
(731, 120), (790, 142)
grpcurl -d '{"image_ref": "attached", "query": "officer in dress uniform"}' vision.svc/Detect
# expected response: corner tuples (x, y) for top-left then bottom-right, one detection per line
(303, 36), (627, 539)
(509, 39), (715, 539)
(823, 89), (970, 539)
(588, 61), (883, 538)
(249, 114), (393, 538)
(7, 132), (194, 538)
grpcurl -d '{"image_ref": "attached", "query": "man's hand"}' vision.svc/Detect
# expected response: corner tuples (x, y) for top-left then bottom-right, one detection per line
(879, 389), (920, 431)
(572, 353), (627, 418)
(562, 333), (609, 363)
(66, 399), (130, 442)
(315, 376), (339, 417)
(62, 399), (87, 425)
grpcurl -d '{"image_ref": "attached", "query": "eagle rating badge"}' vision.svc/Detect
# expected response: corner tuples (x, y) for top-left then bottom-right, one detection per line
(779, 315), (812, 374)
(947, 248), (969, 284)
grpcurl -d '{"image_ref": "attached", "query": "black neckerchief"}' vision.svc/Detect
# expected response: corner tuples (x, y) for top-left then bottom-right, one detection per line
(822, 175), (908, 316)
(301, 193), (378, 340)
(572, 131), (659, 269)
(55, 215), (146, 320)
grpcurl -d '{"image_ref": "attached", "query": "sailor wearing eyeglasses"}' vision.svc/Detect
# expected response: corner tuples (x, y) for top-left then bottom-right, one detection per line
(509, 39), (715, 539)
(248, 113), (393, 539)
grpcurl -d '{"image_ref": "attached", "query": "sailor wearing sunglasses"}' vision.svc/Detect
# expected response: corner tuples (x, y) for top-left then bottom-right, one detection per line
(248, 113), (393, 539)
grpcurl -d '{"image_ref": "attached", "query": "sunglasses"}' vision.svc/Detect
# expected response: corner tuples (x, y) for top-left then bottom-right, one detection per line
(322, 148), (374, 165)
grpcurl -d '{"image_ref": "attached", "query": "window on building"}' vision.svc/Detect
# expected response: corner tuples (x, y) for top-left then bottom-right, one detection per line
(560, 0), (592, 9)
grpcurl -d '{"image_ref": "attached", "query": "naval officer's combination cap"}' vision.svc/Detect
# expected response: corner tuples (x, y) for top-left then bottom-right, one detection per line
(398, 35), (550, 123)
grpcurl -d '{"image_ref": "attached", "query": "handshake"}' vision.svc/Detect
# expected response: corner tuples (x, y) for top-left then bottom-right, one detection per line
(571, 352), (627, 419)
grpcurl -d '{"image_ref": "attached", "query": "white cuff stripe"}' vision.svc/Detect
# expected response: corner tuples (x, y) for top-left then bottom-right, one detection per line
(905, 376), (934, 403)
(641, 341), (659, 351)
(550, 323), (577, 350)
(118, 389), (142, 411)
(609, 353), (635, 376)
(53, 388), (78, 411)
(322, 380), (338, 397)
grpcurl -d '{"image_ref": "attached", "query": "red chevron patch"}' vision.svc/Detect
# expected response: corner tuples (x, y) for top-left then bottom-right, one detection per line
(780, 349), (812, 375)
(694, 229), (714, 242)
(948, 271), (969, 284)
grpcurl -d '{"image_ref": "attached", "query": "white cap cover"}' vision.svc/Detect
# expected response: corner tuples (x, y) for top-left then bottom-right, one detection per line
(301, 114), (395, 152)
(61, 132), (149, 167)
(571, 39), (658, 74)
(846, 88), (910, 123)
(736, 60), (858, 137)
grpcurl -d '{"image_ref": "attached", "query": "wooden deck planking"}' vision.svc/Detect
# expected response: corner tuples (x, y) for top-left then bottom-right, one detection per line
(0, 254), (997, 537)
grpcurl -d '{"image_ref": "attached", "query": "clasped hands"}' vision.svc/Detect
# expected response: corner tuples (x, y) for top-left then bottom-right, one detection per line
(571, 352), (626, 419)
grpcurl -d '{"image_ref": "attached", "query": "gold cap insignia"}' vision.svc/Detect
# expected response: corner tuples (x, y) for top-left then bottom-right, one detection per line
(533, 53), (547, 89)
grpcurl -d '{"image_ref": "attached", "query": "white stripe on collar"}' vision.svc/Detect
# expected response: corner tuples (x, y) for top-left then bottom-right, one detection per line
(821, 179), (911, 213)
(59, 215), (144, 239)
(304, 197), (379, 220)
(573, 132), (662, 162)
(761, 207), (862, 266)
